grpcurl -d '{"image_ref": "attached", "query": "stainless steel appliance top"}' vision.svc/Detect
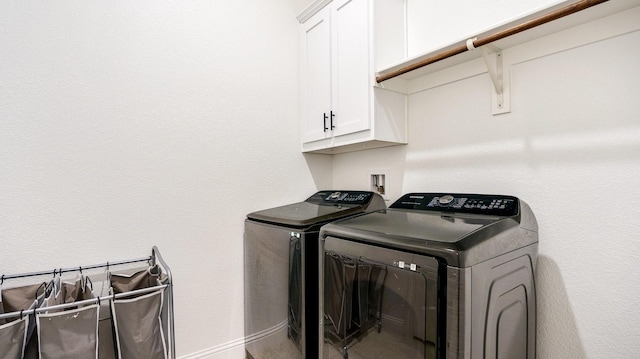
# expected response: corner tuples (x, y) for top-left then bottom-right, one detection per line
(320, 193), (538, 267)
(246, 190), (386, 229)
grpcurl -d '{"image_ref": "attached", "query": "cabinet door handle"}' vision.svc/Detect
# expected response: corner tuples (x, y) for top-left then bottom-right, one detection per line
(330, 111), (335, 130)
(323, 113), (329, 132)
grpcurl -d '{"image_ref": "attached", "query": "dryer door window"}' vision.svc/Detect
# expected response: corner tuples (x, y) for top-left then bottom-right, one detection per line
(323, 236), (441, 359)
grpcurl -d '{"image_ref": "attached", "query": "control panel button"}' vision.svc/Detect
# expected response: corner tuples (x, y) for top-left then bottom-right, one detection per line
(308, 191), (373, 205)
(438, 195), (455, 205)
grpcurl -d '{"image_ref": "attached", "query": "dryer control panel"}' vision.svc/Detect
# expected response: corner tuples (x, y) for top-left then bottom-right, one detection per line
(306, 191), (373, 205)
(391, 193), (519, 216)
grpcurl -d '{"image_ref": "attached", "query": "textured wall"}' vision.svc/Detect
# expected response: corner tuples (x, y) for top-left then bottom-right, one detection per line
(0, 1), (327, 358)
(3, 0), (639, 358)
(406, 0), (559, 57)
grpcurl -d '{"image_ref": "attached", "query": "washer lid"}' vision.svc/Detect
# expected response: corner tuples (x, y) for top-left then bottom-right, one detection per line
(321, 193), (538, 266)
(329, 209), (501, 243)
(246, 191), (386, 228)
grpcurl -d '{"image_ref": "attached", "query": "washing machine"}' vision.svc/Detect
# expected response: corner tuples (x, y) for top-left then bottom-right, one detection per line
(244, 191), (386, 359)
(320, 192), (538, 359)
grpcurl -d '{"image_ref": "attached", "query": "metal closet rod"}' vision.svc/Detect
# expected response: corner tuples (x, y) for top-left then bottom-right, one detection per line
(375, 0), (609, 83)
(1, 255), (153, 284)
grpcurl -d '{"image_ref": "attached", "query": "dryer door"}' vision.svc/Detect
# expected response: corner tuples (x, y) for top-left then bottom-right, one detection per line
(323, 236), (443, 359)
(244, 220), (309, 359)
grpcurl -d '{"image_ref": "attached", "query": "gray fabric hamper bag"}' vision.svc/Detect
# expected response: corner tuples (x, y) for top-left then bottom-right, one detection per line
(0, 316), (28, 359)
(1, 283), (47, 359)
(111, 288), (167, 359)
(36, 304), (99, 359)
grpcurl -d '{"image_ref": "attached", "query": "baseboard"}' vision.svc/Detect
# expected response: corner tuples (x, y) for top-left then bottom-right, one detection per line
(178, 320), (288, 359)
(177, 337), (245, 359)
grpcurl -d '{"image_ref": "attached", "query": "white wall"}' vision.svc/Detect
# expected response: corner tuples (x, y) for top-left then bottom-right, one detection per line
(0, 1), (330, 358)
(332, 6), (640, 359)
(3, 0), (639, 358)
(406, 0), (560, 57)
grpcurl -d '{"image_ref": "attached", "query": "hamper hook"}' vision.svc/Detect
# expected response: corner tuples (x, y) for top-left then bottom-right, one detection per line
(84, 276), (94, 292)
(36, 282), (46, 299)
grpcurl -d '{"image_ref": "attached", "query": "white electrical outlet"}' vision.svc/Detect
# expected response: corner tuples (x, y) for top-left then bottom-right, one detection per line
(369, 170), (389, 200)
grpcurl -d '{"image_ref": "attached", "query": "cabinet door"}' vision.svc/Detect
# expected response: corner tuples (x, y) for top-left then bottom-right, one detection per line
(301, 7), (332, 144)
(332, 0), (370, 137)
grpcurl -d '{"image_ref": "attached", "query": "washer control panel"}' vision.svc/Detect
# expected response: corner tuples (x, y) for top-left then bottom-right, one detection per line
(306, 191), (373, 205)
(391, 193), (519, 216)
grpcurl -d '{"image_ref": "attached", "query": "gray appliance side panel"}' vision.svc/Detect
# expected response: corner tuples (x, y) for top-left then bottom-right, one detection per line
(460, 222), (537, 268)
(446, 266), (472, 359)
(363, 193), (386, 214)
(470, 244), (538, 359)
(244, 220), (311, 359)
(519, 200), (538, 234)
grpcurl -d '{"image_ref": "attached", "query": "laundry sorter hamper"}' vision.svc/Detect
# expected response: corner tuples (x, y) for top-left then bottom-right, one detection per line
(0, 246), (175, 359)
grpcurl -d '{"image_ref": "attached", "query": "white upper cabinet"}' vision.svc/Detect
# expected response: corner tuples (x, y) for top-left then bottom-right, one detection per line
(298, 0), (407, 154)
(301, 6), (332, 144)
(332, 0), (369, 138)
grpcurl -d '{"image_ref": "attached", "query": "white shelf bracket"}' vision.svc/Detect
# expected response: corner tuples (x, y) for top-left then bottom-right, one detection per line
(481, 44), (511, 115)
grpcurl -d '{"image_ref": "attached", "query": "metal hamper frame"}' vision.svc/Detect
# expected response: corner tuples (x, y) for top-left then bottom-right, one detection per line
(0, 246), (175, 359)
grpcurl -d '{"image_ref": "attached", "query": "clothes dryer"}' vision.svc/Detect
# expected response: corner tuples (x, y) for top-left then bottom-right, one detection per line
(244, 191), (386, 359)
(320, 193), (538, 359)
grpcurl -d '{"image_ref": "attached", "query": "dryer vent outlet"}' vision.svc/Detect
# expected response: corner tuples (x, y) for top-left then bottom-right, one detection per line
(370, 173), (386, 196)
